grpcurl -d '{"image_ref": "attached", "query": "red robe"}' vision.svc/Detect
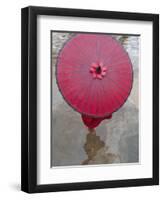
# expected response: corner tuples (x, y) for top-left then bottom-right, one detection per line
(81, 114), (112, 129)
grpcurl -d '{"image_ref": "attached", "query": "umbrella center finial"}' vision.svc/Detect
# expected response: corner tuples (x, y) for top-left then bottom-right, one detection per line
(96, 66), (102, 74)
(90, 62), (107, 79)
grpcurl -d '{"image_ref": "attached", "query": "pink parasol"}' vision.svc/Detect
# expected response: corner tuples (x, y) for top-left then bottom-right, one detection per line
(56, 34), (133, 129)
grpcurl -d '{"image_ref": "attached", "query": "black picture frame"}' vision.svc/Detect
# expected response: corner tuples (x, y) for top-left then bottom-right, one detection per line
(21, 6), (159, 193)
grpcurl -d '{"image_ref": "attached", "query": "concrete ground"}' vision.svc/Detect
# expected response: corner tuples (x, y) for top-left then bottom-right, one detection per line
(51, 32), (139, 167)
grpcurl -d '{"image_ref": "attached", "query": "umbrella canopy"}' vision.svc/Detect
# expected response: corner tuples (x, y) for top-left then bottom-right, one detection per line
(56, 34), (133, 128)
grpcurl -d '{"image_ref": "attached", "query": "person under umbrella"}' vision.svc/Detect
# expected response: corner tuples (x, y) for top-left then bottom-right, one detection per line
(56, 34), (133, 133)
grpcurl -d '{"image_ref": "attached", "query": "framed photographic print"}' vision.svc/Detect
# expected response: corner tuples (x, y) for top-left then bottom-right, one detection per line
(21, 6), (159, 193)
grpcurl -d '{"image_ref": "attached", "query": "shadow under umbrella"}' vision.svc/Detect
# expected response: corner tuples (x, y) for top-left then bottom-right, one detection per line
(82, 128), (105, 165)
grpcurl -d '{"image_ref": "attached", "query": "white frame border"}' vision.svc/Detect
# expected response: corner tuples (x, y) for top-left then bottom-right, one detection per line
(37, 15), (153, 185)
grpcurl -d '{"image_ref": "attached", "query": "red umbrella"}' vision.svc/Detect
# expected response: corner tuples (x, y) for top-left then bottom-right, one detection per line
(56, 34), (133, 129)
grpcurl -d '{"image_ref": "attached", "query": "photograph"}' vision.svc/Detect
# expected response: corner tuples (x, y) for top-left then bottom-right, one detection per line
(51, 32), (139, 167)
(21, 6), (159, 193)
